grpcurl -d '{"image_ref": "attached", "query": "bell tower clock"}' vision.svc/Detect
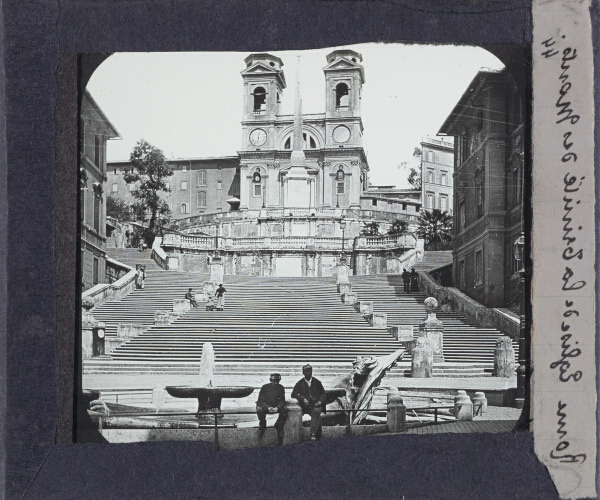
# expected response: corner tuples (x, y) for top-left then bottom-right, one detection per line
(240, 53), (287, 151)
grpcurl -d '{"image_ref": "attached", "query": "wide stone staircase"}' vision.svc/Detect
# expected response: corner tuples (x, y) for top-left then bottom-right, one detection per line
(86, 267), (517, 380)
(106, 248), (163, 271)
(350, 274), (518, 374)
(412, 250), (453, 272)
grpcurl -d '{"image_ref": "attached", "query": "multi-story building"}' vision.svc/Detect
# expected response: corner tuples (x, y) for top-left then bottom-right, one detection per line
(438, 68), (524, 307)
(80, 91), (121, 291)
(420, 137), (454, 213)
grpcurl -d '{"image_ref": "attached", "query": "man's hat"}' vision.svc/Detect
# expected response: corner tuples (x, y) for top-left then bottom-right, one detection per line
(269, 373), (281, 381)
(302, 364), (312, 371)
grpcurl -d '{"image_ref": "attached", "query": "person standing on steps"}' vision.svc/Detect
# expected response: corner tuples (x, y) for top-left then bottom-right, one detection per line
(291, 364), (326, 441)
(215, 283), (226, 311)
(256, 373), (287, 444)
(410, 268), (419, 292)
(185, 288), (198, 308)
(401, 268), (410, 293)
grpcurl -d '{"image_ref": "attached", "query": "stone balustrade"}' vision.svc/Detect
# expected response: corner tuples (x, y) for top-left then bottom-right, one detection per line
(82, 268), (137, 309)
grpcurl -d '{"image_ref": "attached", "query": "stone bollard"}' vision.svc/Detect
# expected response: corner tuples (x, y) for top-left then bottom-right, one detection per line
(203, 282), (216, 302)
(370, 313), (387, 328)
(209, 258), (224, 284)
(454, 393), (473, 421)
(173, 299), (191, 314)
(493, 336), (516, 377)
(341, 292), (358, 305)
(387, 393), (406, 433)
(390, 325), (413, 342)
(338, 282), (352, 295)
(411, 337), (433, 378)
(155, 311), (170, 326)
(419, 297), (444, 362)
(336, 264), (351, 285)
(358, 301), (373, 316)
(81, 309), (97, 361)
(283, 399), (303, 445)
(473, 392), (487, 415)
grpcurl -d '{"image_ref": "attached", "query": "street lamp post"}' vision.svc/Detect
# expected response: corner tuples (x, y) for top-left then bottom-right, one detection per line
(513, 232), (528, 414)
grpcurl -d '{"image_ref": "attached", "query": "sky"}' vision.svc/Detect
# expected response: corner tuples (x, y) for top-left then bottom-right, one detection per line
(86, 43), (503, 188)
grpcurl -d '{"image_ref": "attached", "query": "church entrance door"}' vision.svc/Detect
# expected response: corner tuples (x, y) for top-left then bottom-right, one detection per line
(274, 256), (303, 277)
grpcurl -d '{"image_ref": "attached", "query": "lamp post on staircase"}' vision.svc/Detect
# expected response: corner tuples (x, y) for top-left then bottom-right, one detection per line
(339, 217), (347, 264)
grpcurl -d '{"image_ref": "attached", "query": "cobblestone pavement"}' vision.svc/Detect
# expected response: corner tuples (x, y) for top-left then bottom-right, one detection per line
(405, 406), (521, 434)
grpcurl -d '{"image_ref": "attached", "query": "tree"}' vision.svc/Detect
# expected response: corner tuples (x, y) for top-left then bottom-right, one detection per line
(360, 221), (381, 237)
(106, 195), (131, 222)
(417, 209), (453, 250)
(123, 140), (173, 246)
(407, 147), (422, 189)
(387, 219), (408, 236)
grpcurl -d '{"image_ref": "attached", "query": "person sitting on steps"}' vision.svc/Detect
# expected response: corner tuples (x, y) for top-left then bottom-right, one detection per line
(185, 288), (198, 308)
(291, 364), (326, 441)
(256, 373), (287, 445)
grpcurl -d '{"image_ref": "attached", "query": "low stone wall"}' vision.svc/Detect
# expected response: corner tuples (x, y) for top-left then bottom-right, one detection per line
(417, 271), (519, 339)
(151, 237), (168, 270)
(82, 268), (137, 310)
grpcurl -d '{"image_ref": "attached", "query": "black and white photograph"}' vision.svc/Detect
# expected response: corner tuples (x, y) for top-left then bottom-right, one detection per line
(78, 43), (529, 448)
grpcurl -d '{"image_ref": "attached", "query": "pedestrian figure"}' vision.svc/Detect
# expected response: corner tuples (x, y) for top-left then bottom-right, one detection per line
(291, 364), (326, 441)
(135, 265), (145, 290)
(215, 283), (226, 311)
(205, 295), (216, 311)
(185, 288), (198, 308)
(401, 268), (410, 293)
(441, 294), (452, 313)
(410, 268), (418, 292)
(256, 373), (287, 444)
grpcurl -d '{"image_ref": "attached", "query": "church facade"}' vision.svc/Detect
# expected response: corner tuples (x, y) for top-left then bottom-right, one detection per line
(108, 50), (424, 277)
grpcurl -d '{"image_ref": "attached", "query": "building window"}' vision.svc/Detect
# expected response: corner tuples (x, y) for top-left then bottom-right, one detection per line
(254, 183), (262, 197)
(181, 181), (188, 191)
(402, 203), (407, 211)
(512, 166), (522, 207)
(475, 249), (484, 285)
(335, 83), (349, 108)
(426, 192), (434, 209)
(428, 151), (433, 163)
(427, 170), (434, 183)
(440, 195), (448, 211)
(112, 183), (118, 193)
(337, 182), (345, 195)
(181, 203), (190, 214)
(93, 195), (100, 232)
(198, 170), (207, 187)
(253, 87), (267, 112)
(217, 181), (222, 190)
(197, 191), (206, 208)
(441, 172), (447, 186)
(372, 198), (377, 206)
(459, 259), (465, 289)
(113, 169), (117, 175)
(93, 257), (99, 285)
(182, 164), (187, 172)
(459, 200), (466, 230)
(475, 168), (484, 219)
(94, 136), (101, 169)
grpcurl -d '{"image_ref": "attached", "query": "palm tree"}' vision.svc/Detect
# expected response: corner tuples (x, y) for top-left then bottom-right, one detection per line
(359, 221), (381, 237)
(417, 209), (453, 250)
(387, 219), (408, 236)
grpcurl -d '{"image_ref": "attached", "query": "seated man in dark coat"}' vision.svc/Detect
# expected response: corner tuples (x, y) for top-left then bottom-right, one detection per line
(291, 364), (326, 441)
(184, 288), (198, 308)
(256, 373), (287, 444)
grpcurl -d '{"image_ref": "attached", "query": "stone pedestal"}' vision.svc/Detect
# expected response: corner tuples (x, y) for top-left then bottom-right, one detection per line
(454, 394), (473, 421)
(81, 310), (97, 361)
(173, 299), (191, 314)
(390, 325), (413, 342)
(419, 297), (444, 362)
(336, 264), (350, 285)
(411, 337), (433, 378)
(357, 301), (373, 316)
(338, 282), (352, 295)
(210, 258), (224, 284)
(370, 313), (387, 328)
(283, 399), (303, 445)
(155, 311), (170, 326)
(387, 393), (406, 433)
(473, 392), (487, 415)
(493, 336), (516, 377)
(341, 292), (357, 305)
(117, 323), (146, 339)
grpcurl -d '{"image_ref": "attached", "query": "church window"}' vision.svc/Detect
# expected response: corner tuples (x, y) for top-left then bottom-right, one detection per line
(254, 183), (262, 197)
(284, 137), (291, 149)
(197, 192), (206, 208)
(371, 198), (377, 206)
(402, 203), (407, 211)
(337, 182), (345, 195)
(335, 83), (349, 109)
(253, 87), (267, 113)
(309, 136), (316, 148)
(197, 170), (207, 187)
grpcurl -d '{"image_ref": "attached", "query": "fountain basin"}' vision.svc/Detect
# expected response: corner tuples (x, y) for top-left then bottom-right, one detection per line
(166, 386), (255, 415)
